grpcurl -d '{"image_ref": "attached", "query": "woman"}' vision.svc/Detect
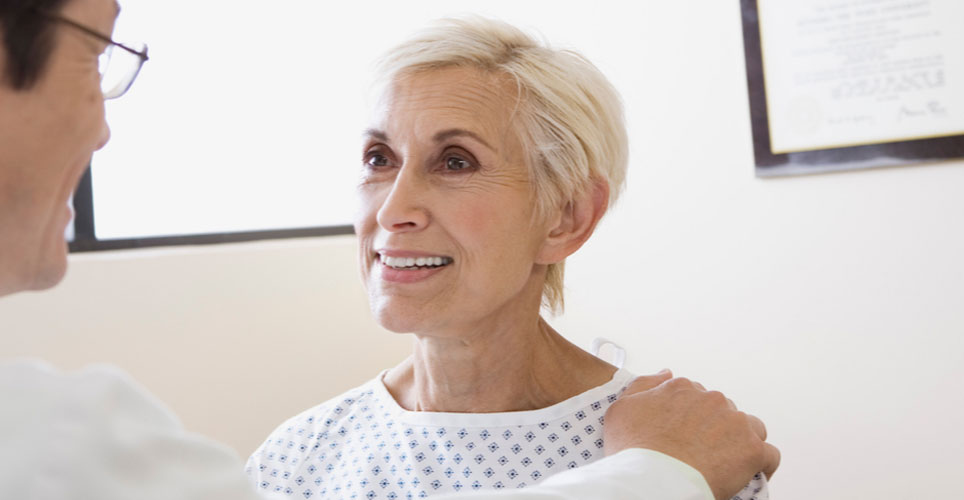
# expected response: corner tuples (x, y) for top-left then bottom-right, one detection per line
(248, 17), (767, 500)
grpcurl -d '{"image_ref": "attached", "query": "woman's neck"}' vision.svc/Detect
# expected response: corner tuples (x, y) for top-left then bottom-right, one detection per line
(383, 315), (617, 413)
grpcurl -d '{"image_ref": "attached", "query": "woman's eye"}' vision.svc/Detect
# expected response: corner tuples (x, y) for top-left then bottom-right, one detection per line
(445, 156), (472, 171)
(365, 153), (391, 168)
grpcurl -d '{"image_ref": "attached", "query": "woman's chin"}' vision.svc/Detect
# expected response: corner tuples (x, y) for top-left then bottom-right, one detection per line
(373, 310), (422, 334)
(370, 301), (435, 334)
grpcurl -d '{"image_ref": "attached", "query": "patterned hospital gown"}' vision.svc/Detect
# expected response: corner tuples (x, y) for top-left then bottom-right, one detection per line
(246, 369), (768, 499)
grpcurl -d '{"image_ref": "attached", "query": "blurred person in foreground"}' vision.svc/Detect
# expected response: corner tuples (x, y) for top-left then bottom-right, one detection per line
(248, 17), (778, 500)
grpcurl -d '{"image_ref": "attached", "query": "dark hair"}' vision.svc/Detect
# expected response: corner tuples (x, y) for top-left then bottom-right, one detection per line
(0, 0), (71, 90)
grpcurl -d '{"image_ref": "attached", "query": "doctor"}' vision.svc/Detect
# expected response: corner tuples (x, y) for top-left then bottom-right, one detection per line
(0, 0), (780, 499)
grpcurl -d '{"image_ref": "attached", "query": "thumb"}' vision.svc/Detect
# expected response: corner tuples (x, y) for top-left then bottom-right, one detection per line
(620, 369), (673, 398)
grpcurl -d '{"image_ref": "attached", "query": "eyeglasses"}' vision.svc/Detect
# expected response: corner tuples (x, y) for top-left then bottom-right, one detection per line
(35, 9), (149, 99)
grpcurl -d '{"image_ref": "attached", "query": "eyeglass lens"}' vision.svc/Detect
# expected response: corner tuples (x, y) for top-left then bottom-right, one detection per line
(99, 42), (147, 99)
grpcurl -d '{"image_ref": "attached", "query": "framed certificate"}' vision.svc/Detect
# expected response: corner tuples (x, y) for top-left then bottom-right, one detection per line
(741, 0), (964, 176)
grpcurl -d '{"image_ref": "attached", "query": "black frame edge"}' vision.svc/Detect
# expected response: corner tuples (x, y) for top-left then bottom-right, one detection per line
(68, 225), (355, 253)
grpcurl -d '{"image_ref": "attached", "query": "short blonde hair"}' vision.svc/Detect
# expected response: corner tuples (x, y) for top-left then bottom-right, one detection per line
(375, 17), (628, 312)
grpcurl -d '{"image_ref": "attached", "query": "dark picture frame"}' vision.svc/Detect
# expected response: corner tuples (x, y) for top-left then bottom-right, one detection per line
(739, 0), (964, 177)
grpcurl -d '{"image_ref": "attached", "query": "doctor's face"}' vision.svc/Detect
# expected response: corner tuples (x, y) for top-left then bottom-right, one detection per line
(0, 0), (115, 297)
(354, 67), (555, 336)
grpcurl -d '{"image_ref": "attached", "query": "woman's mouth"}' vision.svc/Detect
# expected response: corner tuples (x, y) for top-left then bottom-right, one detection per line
(378, 254), (453, 270)
(375, 252), (454, 284)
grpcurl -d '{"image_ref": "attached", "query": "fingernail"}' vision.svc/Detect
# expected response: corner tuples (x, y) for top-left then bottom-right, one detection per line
(658, 368), (671, 375)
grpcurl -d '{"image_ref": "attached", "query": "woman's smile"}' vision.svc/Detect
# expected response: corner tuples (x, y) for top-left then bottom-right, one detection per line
(375, 250), (454, 284)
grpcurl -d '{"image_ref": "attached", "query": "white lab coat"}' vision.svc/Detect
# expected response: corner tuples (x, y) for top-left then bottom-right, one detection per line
(0, 361), (712, 500)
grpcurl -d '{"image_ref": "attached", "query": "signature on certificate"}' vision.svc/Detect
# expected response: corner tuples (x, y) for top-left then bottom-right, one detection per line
(898, 101), (948, 121)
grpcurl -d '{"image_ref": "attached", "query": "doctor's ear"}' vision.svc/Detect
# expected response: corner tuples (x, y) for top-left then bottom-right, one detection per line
(536, 178), (610, 265)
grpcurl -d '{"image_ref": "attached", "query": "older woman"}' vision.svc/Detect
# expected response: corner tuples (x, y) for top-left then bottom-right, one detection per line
(248, 18), (768, 500)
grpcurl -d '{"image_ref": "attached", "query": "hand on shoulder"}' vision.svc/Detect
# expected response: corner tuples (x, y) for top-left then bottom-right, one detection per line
(603, 370), (780, 500)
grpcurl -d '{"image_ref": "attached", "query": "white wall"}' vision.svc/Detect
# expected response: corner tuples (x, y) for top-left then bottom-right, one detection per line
(548, 4), (964, 498)
(2, 1), (964, 499)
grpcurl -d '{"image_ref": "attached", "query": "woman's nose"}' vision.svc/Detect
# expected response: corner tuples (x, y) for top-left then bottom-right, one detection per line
(375, 167), (429, 232)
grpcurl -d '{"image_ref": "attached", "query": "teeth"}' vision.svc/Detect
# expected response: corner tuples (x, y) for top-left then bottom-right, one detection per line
(379, 254), (452, 269)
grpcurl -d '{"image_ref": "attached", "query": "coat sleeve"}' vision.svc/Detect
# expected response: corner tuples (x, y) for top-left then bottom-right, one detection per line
(0, 360), (265, 500)
(437, 448), (715, 500)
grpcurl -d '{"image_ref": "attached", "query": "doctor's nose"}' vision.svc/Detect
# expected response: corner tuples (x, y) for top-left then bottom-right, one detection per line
(96, 120), (111, 151)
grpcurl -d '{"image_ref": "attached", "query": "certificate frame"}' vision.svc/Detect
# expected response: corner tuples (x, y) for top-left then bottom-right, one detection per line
(740, 0), (964, 177)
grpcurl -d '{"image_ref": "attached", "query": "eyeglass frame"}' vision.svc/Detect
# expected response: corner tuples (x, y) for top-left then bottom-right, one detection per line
(32, 7), (149, 99)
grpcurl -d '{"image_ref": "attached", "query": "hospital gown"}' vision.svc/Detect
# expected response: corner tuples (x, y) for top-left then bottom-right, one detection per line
(247, 369), (767, 499)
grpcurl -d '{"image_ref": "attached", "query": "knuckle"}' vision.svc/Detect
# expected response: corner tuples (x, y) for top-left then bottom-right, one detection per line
(623, 374), (668, 396)
(747, 412), (763, 426)
(706, 390), (727, 404)
(769, 443), (782, 467)
(625, 377), (653, 393)
(748, 436), (767, 460)
(729, 410), (752, 429)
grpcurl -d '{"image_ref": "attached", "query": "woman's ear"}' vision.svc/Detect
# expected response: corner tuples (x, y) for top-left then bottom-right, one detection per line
(536, 179), (610, 264)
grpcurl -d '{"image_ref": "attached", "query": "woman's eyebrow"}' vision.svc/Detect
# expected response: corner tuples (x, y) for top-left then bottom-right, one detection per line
(363, 128), (495, 152)
(363, 129), (389, 142)
(433, 129), (494, 151)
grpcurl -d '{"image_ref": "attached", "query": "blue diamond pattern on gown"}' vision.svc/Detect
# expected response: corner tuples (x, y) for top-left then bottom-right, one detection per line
(246, 369), (767, 500)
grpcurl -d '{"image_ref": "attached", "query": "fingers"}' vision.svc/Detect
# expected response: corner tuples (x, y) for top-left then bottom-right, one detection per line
(745, 413), (776, 479)
(761, 442), (781, 479)
(620, 369), (673, 397)
(746, 413), (767, 441)
(611, 370), (780, 490)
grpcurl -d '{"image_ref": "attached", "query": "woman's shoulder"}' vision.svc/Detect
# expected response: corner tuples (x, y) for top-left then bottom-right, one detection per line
(246, 373), (388, 483)
(253, 373), (385, 447)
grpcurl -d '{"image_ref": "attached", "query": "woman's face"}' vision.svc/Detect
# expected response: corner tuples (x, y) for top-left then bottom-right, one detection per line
(355, 67), (553, 335)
